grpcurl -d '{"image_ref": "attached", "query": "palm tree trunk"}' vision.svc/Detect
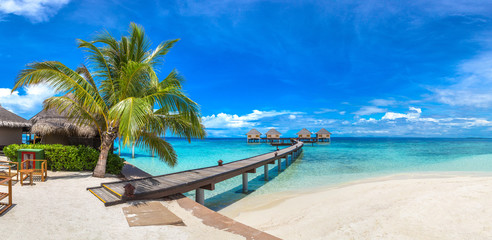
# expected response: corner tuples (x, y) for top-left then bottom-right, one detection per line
(93, 131), (117, 178)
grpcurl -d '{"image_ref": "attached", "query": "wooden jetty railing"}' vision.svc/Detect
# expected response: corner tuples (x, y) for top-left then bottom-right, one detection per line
(88, 141), (304, 206)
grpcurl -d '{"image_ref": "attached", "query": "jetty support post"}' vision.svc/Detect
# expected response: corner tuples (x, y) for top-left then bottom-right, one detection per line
(242, 173), (248, 193)
(196, 188), (204, 205)
(278, 158), (282, 172)
(264, 164), (269, 181)
(132, 143), (135, 158)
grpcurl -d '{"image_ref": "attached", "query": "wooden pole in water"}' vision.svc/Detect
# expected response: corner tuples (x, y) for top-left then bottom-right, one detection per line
(132, 143), (135, 158)
(278, 158), (282, 172)
(242, 173), (248, 193)
(264, 164), (269, 181)
(196, 188), (204, 205)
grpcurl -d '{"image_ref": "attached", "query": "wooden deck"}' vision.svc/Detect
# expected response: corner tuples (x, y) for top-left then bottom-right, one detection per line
(89, 141), (304, 206)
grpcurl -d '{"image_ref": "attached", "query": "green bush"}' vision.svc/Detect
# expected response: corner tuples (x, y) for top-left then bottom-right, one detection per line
(3, 144), (124, 175)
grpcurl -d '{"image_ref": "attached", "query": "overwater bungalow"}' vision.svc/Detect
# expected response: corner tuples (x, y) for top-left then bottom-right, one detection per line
(316, 128), (331, 142)
(246, 129), (262, 143)
(296, 128), (312, 139)
(30, 107), (101, 149)
(265, 128), (281, 139)
(0, 105), (31, 148)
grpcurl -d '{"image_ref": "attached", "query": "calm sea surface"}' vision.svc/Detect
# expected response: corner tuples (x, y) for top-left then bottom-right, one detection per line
(119, 138), (492, 210)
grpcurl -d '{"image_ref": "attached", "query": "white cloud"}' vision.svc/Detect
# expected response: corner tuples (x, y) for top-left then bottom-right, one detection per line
(0, 0), (70, 23)
(370, 99), (395, 106)
(356, 107), (492, 130)
(288, 114), (296, 119)
(353, 106), (386, 115)
(202, 109), (303, 129)
(314, 108), (337, 114)
(339, 111), (346, 115)
(432, 51), (492, 107)
(0, 84), (57, 114)
(382, 107), (421, 120)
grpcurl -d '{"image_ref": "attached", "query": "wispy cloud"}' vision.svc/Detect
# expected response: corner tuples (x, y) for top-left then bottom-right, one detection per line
(202, 109), (303, 129)
(0, 84), (57, 116)
(314, 108), (337, 114)
(0, 0), (70, 23)
(349, 106), (492, 136)
(370, 99), (395, 106)
(353, 106), (386, 116)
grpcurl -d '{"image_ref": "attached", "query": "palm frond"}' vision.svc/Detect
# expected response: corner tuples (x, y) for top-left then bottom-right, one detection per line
(108, 97), (153, 144)
(136, 131), (177, 166)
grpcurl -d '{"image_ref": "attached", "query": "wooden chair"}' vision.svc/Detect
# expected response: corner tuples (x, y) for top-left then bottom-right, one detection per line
(0, 177), (12, 215)
(0, 161), (18, 182)
(21, 159), (48, 183)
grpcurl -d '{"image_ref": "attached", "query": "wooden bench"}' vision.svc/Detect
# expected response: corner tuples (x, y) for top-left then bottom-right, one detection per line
(0, 177), (12, 215)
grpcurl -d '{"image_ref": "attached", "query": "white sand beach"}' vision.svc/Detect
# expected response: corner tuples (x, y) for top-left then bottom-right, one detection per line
(0, 171), (243, 240)
(221, 172), (492, 240)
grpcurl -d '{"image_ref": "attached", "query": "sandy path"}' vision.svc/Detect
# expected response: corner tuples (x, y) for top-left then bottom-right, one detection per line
(220, 172), (492, 240)
(0, 171), (243, 240)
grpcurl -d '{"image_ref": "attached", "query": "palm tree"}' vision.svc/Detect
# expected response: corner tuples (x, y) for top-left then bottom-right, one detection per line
(13, 23), (206, 177)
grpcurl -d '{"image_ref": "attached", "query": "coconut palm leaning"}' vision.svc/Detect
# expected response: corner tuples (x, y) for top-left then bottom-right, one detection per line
(13, 23), (206, 177)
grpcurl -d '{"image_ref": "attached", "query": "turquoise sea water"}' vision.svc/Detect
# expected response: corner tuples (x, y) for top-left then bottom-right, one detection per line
(120, 138), (492, 210)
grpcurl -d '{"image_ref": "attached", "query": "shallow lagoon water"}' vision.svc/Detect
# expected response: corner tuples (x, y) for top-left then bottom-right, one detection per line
(121, 138), (492, 210)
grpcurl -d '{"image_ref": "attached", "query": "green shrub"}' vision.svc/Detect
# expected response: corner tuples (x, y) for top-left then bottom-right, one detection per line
(3, 144), (124, 175)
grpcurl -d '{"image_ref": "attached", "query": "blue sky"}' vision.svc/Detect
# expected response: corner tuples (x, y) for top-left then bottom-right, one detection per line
(1, 0), (492, 137)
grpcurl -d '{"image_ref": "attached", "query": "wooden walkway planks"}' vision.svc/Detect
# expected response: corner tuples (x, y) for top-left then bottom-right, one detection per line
(88, 141), (303, 206)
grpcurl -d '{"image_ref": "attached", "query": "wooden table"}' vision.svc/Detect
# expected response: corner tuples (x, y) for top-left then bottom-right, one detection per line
(19, 169), (34, 186)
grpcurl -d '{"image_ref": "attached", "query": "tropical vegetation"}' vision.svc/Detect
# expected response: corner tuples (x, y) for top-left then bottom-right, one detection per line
(4, 144), (125, 175)
(13, 23), (206, 177)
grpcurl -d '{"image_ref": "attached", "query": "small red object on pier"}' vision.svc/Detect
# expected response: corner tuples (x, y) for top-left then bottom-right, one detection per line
(218, 160), (223, 166)
(124, 183), (135, 197)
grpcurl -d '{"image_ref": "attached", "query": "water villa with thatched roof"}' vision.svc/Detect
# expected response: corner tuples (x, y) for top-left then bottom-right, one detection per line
(0, 105), (31, 148)
(316, 128), (331, 142)
(296, 128), (312, 139)
(246, 129), (262, 143)
(265, 128), (281, 139)
(30, 108), (100, 149)
(246, 128), (331, 144)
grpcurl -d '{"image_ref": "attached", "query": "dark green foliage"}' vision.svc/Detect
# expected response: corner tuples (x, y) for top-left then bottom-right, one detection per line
(3, 144), (124, 175)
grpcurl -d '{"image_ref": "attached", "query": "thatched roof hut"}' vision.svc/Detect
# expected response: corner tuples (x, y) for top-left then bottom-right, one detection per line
(30, 107), (100, 148)
(265, 128), (281, 138)
(0, 105), (31, 128)
(246, 129), (261, 136)
(296, 128), (312, 138)
(30, 108), (98, 138)
(316, 128), (331, 135)
(0, 105), (31, 147)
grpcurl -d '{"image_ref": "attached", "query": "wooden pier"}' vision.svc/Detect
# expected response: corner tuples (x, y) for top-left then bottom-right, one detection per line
(88, 141), (304, 206)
